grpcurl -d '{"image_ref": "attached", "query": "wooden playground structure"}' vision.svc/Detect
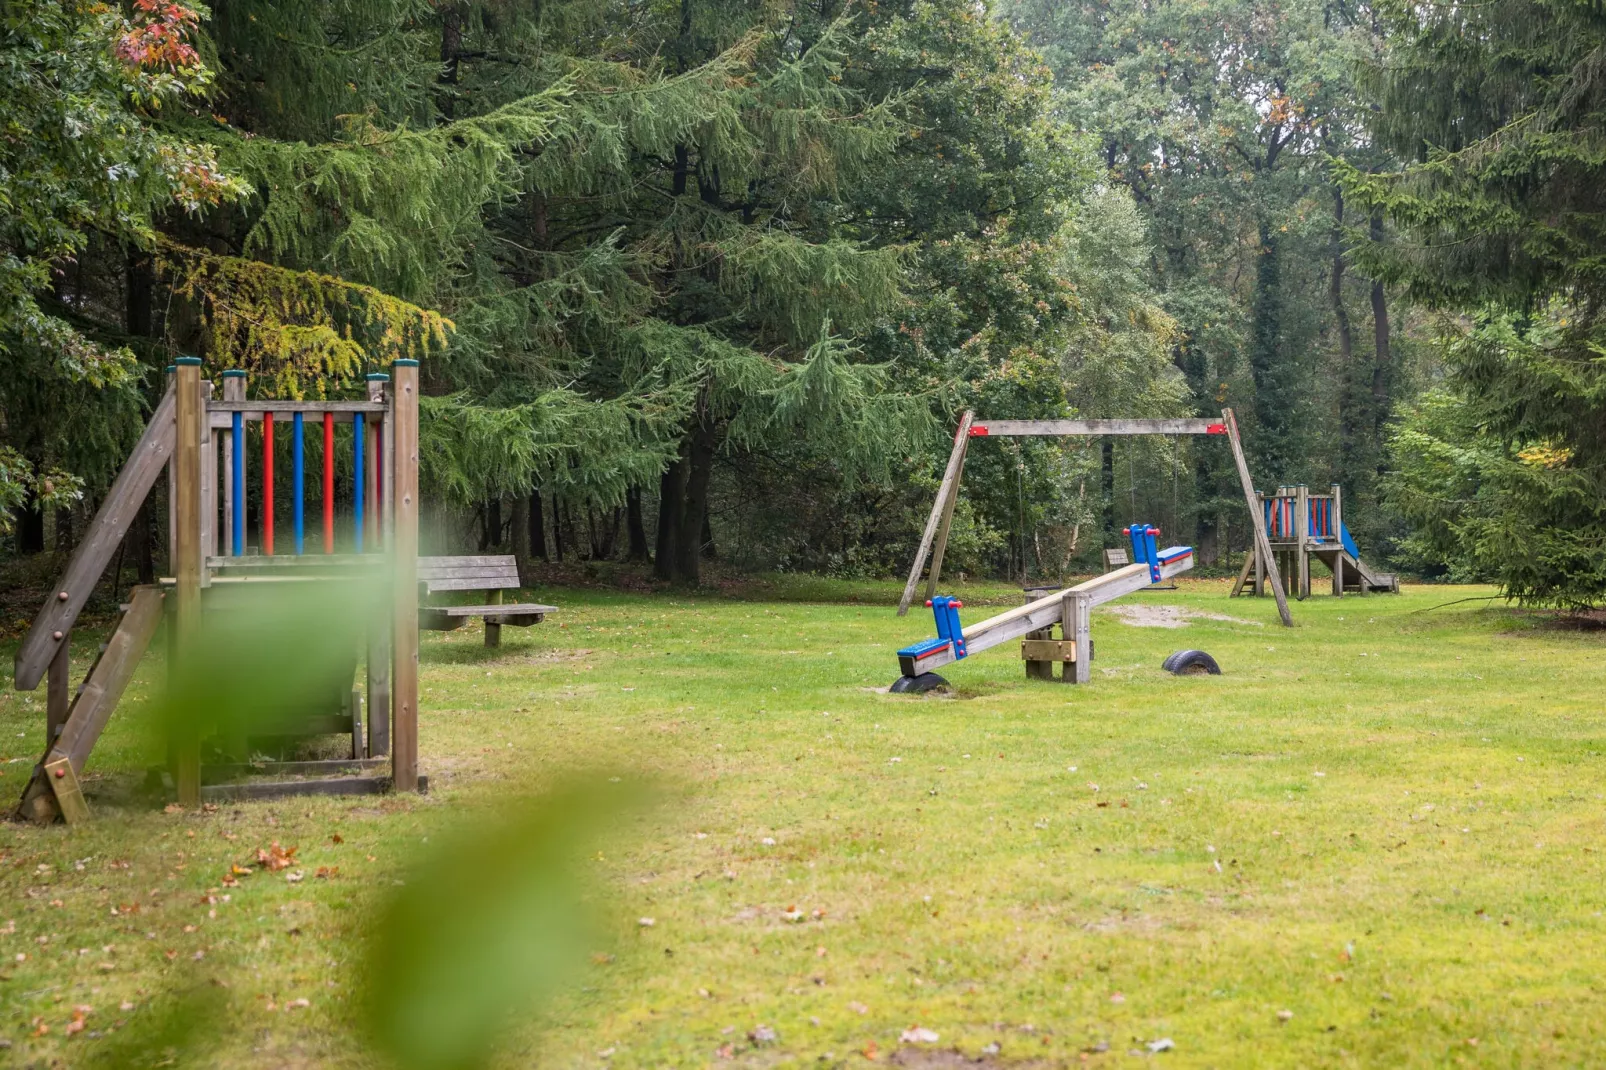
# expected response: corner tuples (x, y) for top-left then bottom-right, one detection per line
(12, 359), (550, 825)
(1231, 484), (1398, 599)
(891, 407), (1292, 689)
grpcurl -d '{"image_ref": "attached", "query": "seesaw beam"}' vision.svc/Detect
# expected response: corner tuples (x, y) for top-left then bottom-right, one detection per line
(900, 551), (1194, 677)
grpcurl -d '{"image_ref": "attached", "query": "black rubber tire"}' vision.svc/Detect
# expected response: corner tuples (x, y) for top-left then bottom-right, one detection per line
(890, 673), (950, 694)
(1162, 649), (1221, 676)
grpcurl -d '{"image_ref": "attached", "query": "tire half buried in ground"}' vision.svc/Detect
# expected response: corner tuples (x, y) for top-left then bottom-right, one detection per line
(1162, 649), (1221, 675)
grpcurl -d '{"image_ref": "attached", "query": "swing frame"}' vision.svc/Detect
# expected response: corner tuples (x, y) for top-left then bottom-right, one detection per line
(897, 409), (1293, 627)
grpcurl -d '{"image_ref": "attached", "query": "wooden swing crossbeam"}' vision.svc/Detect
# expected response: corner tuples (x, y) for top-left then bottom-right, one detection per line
(896, 408), (1292, 627)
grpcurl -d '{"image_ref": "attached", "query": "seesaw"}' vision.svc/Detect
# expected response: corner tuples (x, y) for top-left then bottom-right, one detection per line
(891, 525), (1194, 692)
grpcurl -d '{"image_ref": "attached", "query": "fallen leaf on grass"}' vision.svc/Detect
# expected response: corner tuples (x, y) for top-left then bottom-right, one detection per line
(848, 1001), (868, 1014)
(285, 998), (310, 1010)
(256, 842), (298, 872)
(1147, 1038), (1175, 1053)
(315, 867), (339, 879)
(900, 1026), (939, 1044)
(749, 1024), (777, 1044)
(285, 871), (304, 884)
(863, 1040), (879, 1060)
(331, 834), (344, 845)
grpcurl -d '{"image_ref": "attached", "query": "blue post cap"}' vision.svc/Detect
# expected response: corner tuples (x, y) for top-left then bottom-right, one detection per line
(365, 372), (391, 381)
(174, 356), (201, 366)
(392, 359), (420, 367)
(164, 364), (176, 373)
(221, 369), (247, 378)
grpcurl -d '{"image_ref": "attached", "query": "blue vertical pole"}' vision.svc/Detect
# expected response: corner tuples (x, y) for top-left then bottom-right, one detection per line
(231, 411), (244, 556)
(353, 412), (365, 552)
(293, 412), (305, 554)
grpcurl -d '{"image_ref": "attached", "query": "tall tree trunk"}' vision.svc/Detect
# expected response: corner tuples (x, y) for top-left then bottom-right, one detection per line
(438, 3), (464, 120)
(1370, 212), (1392, 457)
(625, 487), (649, 561)
(529, 490), (547, 561)
(1249, 221), (1289, 475)
(655, 449), (687, 580)
(700, 511), (716, 560)
(512, 494), (532, 583)
(17, 498), (44, 554)
(485, 498), (503, 550)
(553, 498), (566, 563)
(673, 414), (717, 584)
(1332, 188), (1359, 485)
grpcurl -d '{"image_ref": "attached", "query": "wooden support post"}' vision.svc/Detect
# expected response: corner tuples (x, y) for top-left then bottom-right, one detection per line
(484, 588), (503, 648)
(1064, 591), (1092, 684)
(173, 358), (204, 805)
(390, 360), (420, 793)
(46, 636), (69, 745)
(200, 381), (216, 567)
(925, 431), (972, 605)
(1221, 408), (1292, 626)
(1331, 484), (1344, 597)
(898, 411), (974, 616)
(367, 376), (391, 758)
(1295, 484), (1310, 600)
(1230, 551), (1253, 597)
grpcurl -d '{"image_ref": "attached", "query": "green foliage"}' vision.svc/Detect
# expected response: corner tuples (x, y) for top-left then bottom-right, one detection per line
(1352, 0), (1606, 604)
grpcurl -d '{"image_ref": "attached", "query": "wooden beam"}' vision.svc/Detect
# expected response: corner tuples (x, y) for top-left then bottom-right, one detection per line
(173, 359), (205, 805)
(1221, 408), (1292, 627)
(390, 360), (421, 793)
(924, 427), (971, 605)
(969, 418), (1223, 437)
(15, 385), (175, 690)
(200, 774), (429, 802)
(898, 411), (974, 616)
(46, 638), (69, 747)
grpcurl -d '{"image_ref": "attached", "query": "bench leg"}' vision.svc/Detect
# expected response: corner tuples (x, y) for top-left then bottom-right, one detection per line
(484, 620), (501, 648)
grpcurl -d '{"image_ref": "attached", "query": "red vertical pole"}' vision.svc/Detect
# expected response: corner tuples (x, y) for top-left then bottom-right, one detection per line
(262, 412), (274, 556)
(323, 412), (334, 553)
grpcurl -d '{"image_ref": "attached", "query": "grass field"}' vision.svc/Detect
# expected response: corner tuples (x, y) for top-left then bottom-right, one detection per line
(2, 575), (1605, 1067)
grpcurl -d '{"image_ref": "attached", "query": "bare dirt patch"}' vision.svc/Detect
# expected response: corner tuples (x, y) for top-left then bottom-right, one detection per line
(1103, 604), (1261, 628)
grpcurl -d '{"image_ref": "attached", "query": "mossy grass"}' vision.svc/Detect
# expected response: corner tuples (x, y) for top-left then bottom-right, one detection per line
(1, 577), (1601, 1065)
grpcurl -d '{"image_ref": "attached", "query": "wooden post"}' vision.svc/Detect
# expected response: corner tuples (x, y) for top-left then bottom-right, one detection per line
(1064, 591), (1092, 684)
(898, 411), (974, 616)
(46, 636), (69, 745)
(173, 358), (204, 805)
(199, 381), (216, 568)
(1295, 484), (1310, 600)
(1331, 484), (1344, 597)
(925, 429), (972, 604)
(367, 374), (392, 758)
(220, 372), (244, 556)
(390, 360), (420, 793)
(1221, 408), (1292, 626)
(484, 588), (503, 648)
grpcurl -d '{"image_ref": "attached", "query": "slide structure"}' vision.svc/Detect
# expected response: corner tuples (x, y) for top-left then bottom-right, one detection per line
(893, 525), (1194, 689)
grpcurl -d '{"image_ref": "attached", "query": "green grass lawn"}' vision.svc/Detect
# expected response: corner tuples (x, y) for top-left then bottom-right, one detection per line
(2, 576), (1605, 1067)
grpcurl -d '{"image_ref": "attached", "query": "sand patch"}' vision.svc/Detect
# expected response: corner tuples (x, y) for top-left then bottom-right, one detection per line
(1103, 604), (1261, 628)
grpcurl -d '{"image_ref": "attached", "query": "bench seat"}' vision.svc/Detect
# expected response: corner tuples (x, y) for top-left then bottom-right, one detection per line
(416, 556), (553, 646)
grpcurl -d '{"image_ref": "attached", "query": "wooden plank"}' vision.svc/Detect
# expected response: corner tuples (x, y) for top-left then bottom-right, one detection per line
(390, 361), (420, 793)
(431, 603), (557, 616)
(420, 575), (521, 592)
(1222, 408), (1292, 627)
(202, 757), (387, 783)
(924, 427), (971, 604)
(208, 400), (387, 413)
(173, 361), (204, 806)
(43, 757), (90, 825)
(55, 587), (165, 771)
(416, 562), (522, 578)
(898, 411), (975, 616)
(201, 774), (411, 802)
(367, 610), (391, 758)
(969, 418), (1222, 437)
(417, 555), (520, 569)
(1103, 548), (1129, 570)
(1021, 638), (1078, 662)
(15, 385), (175, 690)
(208, 554), (384, 571)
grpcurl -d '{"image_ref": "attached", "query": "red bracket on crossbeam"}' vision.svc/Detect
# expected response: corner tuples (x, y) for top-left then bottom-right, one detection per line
(968, 425), (990, 436)
(1206, 423), (1227, 434)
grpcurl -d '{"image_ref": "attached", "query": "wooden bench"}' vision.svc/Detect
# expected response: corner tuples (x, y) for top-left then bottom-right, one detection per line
(417, 555), (555, 647)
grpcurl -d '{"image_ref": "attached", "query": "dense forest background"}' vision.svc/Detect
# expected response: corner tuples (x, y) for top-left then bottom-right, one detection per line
(6, 0), (1605, 604)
